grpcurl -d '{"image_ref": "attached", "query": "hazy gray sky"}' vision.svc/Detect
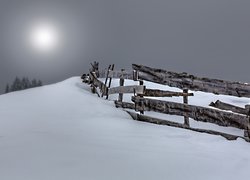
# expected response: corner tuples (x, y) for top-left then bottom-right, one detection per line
(1, 0), (250, 93)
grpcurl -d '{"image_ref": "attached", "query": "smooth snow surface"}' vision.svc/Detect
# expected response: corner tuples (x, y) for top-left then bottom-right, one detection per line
(0, 77), (250, 180)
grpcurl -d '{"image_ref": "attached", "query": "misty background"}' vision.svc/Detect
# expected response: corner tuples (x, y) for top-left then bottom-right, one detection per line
(0, 0), (250, 94)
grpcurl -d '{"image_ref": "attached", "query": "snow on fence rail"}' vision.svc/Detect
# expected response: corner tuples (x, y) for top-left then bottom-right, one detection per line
(131, 96), (249, 130)
(125, 111), (246, 141)
(83, 62), (250, 142)
(99, 69), (134, 80)
(89, 72), (108, 97)
(210, 100), (250, 116)
(108, 85), (145, 95)
(132, 64), (250, 98)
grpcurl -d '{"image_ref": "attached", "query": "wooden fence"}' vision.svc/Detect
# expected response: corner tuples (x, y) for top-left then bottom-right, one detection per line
(84, 63), (250, 142)
(210, 100), (250, 115)
(132, 64), (250, 98)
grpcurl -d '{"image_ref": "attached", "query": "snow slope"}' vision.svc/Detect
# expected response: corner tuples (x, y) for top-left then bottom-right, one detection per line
(0, 77), (250, 180)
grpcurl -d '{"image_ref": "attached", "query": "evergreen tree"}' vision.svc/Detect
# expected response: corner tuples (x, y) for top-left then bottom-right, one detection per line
(21, 78), (27, 89)
(4, 77), (43, 93)
(26, 78), (31, 88)
(21, 77), (31, 89)
(5, 84), (9, 93)
(16, 77), (21, 91)
(31, 79), (37, 88)
(37, 80), (43, 86)
(11, 77), (21, 91)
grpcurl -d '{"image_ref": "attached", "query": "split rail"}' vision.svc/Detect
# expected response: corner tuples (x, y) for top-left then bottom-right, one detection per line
(83, 62), (250, 142)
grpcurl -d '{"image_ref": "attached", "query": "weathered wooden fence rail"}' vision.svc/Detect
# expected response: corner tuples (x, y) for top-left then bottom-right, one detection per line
(99, 70), (134, 79)
(126, 111), (249, 141)
(89, 72), (108, 96)
(89, 64), (143, 99)
(131, 96), (249, 130)
(144, 89), (193, 97)
(85, 62), (250, 142)
(132, 64), (250, 98)
(115, 101), (136, 110)
(210, 100), (250, 115)
(108, 85), (145, 95)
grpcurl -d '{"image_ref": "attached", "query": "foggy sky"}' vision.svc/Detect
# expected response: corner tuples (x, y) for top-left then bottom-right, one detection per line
(1, 0), (250, 93)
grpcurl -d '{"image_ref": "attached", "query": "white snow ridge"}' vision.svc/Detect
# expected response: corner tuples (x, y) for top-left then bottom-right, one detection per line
(0, 77), (250, 180)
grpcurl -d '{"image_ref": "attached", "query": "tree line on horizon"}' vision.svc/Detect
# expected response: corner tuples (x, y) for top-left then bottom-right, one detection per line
(5, 77), (43, 94)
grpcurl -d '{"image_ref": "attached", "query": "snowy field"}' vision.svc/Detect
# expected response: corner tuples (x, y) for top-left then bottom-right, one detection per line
(0, 77), (250, 180)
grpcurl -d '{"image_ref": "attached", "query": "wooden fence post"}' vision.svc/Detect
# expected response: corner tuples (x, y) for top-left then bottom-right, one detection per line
(244, 105), (250, 138)
(90, 61), (99, 77)
(90, 84), (96, 94)
(138, 80), (144, 114)
(102, 65), (111, 97)
(89, 72), (96, 94)
(183, 89), (190, 127)
(106, 64), (115, 99)
(133, 70), (138, 81)
(118, 69), (125, 102)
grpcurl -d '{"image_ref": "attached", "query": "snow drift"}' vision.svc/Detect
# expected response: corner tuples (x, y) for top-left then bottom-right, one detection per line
(0, 77), (250, 180)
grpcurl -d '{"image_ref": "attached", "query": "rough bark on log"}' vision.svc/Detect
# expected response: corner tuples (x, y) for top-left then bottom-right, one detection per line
(118, 71), (125, 102)
(125, 111), (249, 142)
(106, 64), (115, 99)
(108, 64), (114, 88)
(102, 65), (111, 97)
(108, 85), (145, 95)
(209, 100), (247, 115)
(132, 64), (250, 98)
(114, 101), (135, 110)
(107, 70), (133, 79)
(138, 80), (144, 114)
(133, 70), (139, 81)
(99, 70), (133, 79)
(89, 72), (108, 96)
(183, 89), (190, 126)
(144, 89), (194, 97)
(114, 101), (145, 111)
(90, 61), (99, 77)
(131, 96), (249, 129)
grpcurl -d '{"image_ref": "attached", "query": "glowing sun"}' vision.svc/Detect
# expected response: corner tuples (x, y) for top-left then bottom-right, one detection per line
(30, 23), (59, 52)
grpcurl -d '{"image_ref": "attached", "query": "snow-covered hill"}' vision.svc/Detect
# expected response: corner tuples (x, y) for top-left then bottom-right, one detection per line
(0, 77), (250, 180)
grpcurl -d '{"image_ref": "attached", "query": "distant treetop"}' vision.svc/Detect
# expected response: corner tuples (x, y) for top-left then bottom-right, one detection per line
(5, 77), (43, 93)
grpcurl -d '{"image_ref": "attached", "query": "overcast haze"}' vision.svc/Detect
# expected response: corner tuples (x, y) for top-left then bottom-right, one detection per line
(1, 0), (250, 93)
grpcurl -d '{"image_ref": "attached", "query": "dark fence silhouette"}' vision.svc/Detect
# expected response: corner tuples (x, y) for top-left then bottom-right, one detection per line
(83, 62), (250, 142)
